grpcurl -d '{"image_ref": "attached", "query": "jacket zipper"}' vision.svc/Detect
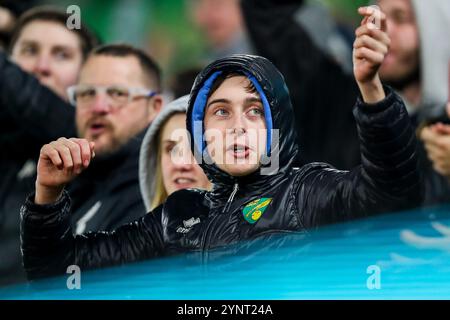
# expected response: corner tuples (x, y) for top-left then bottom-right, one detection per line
(222, 182), (239, 213)
(202, 182), (239, 252)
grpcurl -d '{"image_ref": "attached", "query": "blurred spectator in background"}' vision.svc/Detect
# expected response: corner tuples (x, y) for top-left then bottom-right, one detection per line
(419, 103), (450, 203)
(65, 44), (162, 234)
(378, 0), (450, 125)
(376, 0), (450, 206)
(0, 6), (98, 287)
(418, 64), (450, 205)
(188, 0), (253, 62)
(0, 0), (37, 50)
(9, 6), (97, 98)
(139, 95), (211, 211)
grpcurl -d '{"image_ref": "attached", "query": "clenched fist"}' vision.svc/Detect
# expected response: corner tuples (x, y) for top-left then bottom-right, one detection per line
(353, 6), (390, 103)
(35, 138), (95, 205)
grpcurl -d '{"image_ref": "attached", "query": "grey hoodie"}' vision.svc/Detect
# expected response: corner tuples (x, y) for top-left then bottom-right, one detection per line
(410, 0), (450, 118)
(367, 0), (450, 118)
(139, 95), (189, 212)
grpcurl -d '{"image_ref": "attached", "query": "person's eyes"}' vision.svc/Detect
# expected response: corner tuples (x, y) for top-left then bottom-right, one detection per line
(164, 142), (176, 154)
(53, 49), (72, 61)
(247, 106), (264, 117)
(20, 45), (37, 56)
(213, 108), (229, 117)
(107, 87), (130, 99)
(76, 87), (96, 99)
(391, 11), (410, 24)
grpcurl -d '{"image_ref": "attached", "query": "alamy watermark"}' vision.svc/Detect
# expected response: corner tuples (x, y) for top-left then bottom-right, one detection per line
(66, 264), (81, 290)
(366, 264), (381, 290)
(66, 5), (81, 30)
(169, 125), (280, 175)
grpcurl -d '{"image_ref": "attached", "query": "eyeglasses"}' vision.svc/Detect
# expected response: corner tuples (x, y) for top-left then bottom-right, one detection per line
(67, 84), (158, 109)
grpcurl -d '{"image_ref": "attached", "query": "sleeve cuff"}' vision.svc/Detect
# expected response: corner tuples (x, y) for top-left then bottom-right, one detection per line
(23, 190), (71, 220)
(355, 85), (399, 114)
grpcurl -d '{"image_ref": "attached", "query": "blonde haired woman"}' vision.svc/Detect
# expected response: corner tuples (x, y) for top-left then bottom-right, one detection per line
(139, 95), (211, 211)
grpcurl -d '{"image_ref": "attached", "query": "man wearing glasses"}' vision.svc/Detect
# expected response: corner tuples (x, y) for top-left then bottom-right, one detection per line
(52, 44), (163, 234)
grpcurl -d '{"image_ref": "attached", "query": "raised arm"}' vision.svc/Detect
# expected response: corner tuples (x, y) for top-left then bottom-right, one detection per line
(300, 87), (422, 227)
(0, 52), (76, 152)
(241, 0), (327, 76)
(299, 7), (422, 227)
(20, 137), (165, 280)
(21, 192), (165, 280)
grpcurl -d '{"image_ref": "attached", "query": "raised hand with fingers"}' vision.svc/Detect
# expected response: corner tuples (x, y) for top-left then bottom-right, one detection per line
(35, 137), (95, 205)
(353, 6), (390, 103)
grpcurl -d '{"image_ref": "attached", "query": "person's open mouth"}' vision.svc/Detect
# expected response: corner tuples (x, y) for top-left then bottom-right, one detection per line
(88, 121), (109, 136)
(227, 144), (251, 159)
(173, 177), (197, 189)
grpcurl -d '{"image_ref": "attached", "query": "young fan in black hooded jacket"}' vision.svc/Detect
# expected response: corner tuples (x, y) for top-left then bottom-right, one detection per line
(21, 7), (422, 280)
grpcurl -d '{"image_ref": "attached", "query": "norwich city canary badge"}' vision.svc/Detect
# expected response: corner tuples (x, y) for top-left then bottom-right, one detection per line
(242, 198), (272, 224)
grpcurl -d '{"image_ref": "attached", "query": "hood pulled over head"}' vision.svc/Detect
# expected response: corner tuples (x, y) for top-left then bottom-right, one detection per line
(186, 54), (299, 187)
